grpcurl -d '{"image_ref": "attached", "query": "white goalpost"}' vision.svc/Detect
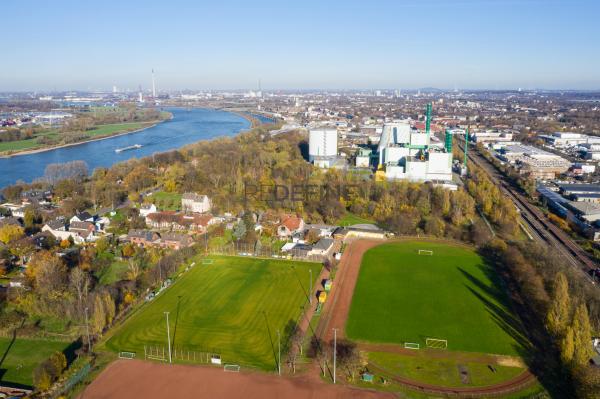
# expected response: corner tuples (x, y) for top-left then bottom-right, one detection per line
(119, 351), (136, 359)
(224, 364), (240, 372)
(425, 338), (448, 349)
(418, 250), (434, 255)
(404, 342), (420, 350)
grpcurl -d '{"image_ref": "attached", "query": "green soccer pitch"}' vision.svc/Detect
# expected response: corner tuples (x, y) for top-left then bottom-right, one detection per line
(104, 256), (321, 370)
(345, 241), (527, 356)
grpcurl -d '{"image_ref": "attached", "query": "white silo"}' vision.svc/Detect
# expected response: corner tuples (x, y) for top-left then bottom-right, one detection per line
(309, 129), (338, 164)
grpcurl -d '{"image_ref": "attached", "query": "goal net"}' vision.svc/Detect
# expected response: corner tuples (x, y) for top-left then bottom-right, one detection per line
(404, 342), (420, 350)
(119, 351), (136, 359)
(224, 364), (240, 372)
(426, 338), (448, 349)
(418, 250), (433, 255)
(202, 259), (214, 265)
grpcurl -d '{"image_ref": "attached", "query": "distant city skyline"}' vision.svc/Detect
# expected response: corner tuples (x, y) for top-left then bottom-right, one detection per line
(2, 0), (599, 91)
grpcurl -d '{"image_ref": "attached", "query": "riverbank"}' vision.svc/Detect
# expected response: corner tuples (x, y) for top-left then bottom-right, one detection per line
(0, 117), (171, 158)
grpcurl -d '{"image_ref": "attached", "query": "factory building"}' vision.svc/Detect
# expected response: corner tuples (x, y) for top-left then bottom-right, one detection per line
(497, 144), (571, 179)
(309, 128), (338, 168)
(375, 104), (453, 183)
(538, 132), (600, 148)
(470, 130), (513, 144)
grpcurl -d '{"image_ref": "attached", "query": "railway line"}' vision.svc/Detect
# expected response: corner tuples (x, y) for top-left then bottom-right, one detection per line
(459, 142), (597, 284)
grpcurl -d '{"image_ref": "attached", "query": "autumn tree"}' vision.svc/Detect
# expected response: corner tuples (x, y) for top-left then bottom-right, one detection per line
(546, 272), (571, 337)
(0, 224), (24, 244)
(571, 304), (593, 367)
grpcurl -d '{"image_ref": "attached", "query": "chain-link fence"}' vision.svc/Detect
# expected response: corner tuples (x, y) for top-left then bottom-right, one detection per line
(207, 242), (324, 263)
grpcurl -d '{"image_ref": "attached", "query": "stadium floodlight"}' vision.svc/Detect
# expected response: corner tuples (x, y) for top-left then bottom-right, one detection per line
(277, 329), (281, 376)
(309, 269), (313, 305)
(164, 312), (172, 363)
(333, 328), (337, 384)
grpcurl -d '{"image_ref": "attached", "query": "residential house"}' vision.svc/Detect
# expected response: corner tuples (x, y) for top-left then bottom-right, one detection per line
(181, 193), (211, 213)
(0, 216), (22, 228)
(277, 215), (305, 239)
(146, 211), (212, 232)
(70, 211), (94, 223)
(21, 189), (52, 205)
(309, 238), (335, 256)
(160, 233), (194, 250)
(42, 217), (66, 232)
(128, 230), (161, 247)
(69, 221), (97, 241)
(139, 203), (157, 217)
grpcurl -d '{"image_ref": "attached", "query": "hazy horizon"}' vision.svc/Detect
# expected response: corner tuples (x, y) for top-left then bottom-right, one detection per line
(2, 0), (599, 91)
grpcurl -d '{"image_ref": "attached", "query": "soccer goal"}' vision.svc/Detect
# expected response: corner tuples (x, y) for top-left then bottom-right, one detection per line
(119, 351), (136, 359)
(418, 250), (434, 255)
(426, 338), (448, 349)
(202, 258), (214, 265)
(224, 364), (240, 372)
(404, 342), (420, 350)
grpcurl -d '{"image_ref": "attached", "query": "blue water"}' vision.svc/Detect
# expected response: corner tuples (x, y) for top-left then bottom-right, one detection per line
(0, 108), (251, 189)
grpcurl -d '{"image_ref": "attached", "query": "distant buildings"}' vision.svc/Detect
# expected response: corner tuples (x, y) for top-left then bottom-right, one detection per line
(539, 132), (600, 148)
(497, 144), (571, 179)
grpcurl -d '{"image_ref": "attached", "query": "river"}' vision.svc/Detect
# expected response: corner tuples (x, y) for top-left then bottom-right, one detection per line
(0, 108), (251, 189)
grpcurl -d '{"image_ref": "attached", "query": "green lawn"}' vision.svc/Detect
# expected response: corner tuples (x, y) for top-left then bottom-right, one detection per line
(83, 122), (150, 137)
(368, 351), (524, 388)
(337, 212), (375, 227)
(346, 241), (527, 356)
(96, 260), (129, 285)
(148, 191), (182, 211)
(104, 256), (322, 370)
(0, 337), (70, 387)
(0, 138), (40, 152)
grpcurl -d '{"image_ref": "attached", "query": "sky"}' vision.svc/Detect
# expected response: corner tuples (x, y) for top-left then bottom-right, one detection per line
(1, 0), (599, 91)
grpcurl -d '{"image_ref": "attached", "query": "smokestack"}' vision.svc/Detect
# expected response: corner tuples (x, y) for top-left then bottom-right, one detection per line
(152, 69), (156, 98)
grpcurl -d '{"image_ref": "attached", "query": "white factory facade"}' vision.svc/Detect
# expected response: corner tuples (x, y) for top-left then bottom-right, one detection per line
(309, 128), (338, 168)
(376, 120), (453, 182)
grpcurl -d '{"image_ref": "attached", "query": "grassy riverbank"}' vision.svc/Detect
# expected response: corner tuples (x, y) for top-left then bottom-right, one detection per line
(0, 113), (171, 157)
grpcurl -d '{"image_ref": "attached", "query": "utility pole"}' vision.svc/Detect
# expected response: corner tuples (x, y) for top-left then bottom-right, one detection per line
(164, 312), (172, 363)
(84, 306), (91, 353)
(277, 329), (281, 376)
(333, 328), (337, 384)
(309, 269), (313, 305)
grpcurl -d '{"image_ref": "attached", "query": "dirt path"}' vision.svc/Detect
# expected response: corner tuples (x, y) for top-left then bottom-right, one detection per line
(286, 266), (331, 365)
(317, 239), (384, 342)
(79, 359), (395, 399)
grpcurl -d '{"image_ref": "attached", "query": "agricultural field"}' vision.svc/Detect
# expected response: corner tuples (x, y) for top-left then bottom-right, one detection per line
(103, 256), (321, 370)
(346, 241), (527, 357)
(0, 337), (71, 387)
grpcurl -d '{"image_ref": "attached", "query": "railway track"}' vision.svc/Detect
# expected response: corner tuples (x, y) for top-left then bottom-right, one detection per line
(459, 142), (597, 284)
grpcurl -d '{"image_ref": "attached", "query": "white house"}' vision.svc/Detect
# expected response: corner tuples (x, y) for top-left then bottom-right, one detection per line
(181, 193), (211, 213)
(139, 203), (157, 217)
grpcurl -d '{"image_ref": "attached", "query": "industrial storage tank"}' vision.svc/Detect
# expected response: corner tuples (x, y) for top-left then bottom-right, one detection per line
(309, 129), (338, 162)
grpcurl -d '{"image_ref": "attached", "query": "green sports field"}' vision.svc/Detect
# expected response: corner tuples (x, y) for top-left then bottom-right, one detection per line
(346, 241), (527, 356)
(0, 337), (71, 387)
(105, 256), (321, 370)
